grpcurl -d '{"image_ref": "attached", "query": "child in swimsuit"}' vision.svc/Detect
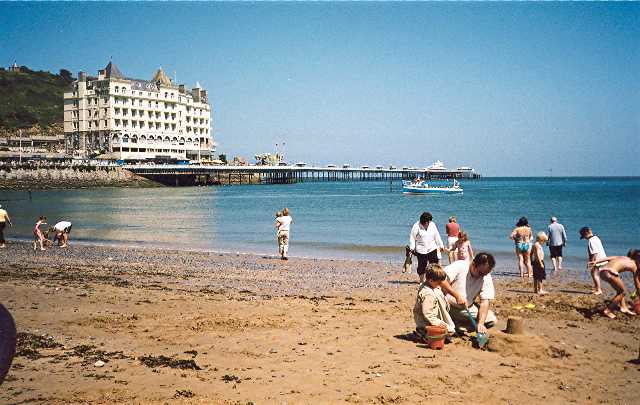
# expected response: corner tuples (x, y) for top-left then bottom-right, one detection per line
(453, 231), (474, 262)
(32, 216), (48, 251)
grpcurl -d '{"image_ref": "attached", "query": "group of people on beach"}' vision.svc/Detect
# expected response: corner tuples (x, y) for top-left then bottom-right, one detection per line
(31, 216), (73, 250)
(0, 205), (72, 251)
(407, 212), (497, 341)
(508, 216), (639, 317)
(408, 211), (639, 344)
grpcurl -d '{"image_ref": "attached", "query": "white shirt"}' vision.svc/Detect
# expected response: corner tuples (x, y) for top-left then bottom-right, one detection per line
(409, 221), (444, 254)
(444, 260), (495, 307)
(276, 215), (292, 232)
(587, 236), (606, 261)
(54, 221), (72, 231)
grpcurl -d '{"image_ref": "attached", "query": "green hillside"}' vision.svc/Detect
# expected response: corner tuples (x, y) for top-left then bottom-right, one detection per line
(0, 66), (73, 129)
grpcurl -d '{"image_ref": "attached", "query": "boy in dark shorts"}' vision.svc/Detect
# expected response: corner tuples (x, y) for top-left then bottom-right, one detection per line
(532, 232), (549, 294)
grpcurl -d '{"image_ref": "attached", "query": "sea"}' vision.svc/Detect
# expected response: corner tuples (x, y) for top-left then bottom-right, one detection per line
(2, 177), (639, 279)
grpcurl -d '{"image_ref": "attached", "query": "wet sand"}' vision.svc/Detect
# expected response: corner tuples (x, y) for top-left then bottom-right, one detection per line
(1, 243), (638, 404)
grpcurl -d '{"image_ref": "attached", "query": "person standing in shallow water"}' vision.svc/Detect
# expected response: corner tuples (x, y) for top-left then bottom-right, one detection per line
(275, 208), (292, 260)
(546, 216), (567, 271)
(274, 211), (282, 256)
(510, 217), (533, 278)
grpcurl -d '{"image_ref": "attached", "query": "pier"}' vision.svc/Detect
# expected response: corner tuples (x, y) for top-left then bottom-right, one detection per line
(124, 164), (481, 186)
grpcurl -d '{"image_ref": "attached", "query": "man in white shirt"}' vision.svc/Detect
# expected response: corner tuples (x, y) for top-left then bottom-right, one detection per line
(53, 221), (73, 248)
(580, 226), (606, 295)
(409, 212), (445, 283)
(440, 252), (497, 334)
(275, 208), (293, 260)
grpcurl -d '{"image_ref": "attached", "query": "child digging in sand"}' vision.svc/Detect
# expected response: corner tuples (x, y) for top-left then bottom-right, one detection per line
(531, 232), (549, 294)
(413, 264), (456, 341)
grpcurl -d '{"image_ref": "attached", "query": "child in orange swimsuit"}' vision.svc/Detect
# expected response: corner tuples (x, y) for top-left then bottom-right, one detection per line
(32, 216), (48, 251)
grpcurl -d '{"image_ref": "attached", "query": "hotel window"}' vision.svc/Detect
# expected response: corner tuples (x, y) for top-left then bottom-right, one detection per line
(122, 147), (129, 152)
(164, 92), (168, 98)
(115, 86), (119, 93)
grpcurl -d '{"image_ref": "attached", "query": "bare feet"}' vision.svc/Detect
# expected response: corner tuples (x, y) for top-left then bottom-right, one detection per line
(620, 308), (637, 316)
(603, 308), (616, 319)
(538, 290), (549, 295)
(592, 290), (603, 295)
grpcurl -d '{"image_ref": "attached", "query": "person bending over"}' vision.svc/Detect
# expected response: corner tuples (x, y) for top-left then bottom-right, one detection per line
(440, 252), (497, 334)
(53, 220), (72, 248)
(592, 249), (640, 319)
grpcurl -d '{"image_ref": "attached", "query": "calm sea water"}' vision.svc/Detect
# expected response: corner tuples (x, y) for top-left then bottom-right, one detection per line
(2, 178), (639, 275)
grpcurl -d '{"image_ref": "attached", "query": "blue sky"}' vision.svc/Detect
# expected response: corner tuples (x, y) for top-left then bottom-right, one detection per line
(1, 2), (638, 176)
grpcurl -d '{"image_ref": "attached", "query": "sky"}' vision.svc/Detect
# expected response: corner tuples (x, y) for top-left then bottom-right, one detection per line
(1, 2), (638, 176)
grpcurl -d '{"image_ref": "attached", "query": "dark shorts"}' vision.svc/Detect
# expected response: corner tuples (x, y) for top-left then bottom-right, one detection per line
(416, 250), (439, 275)
(533, 261), (546, 281)
(549, 245), (562, 258)
(0, 222), (5, 243)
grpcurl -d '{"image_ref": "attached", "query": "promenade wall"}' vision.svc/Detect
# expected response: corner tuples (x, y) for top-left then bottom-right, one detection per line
(0, 166), (160, 190)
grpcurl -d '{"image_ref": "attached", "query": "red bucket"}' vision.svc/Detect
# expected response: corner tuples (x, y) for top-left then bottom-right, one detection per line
(425, 325), (447, 350)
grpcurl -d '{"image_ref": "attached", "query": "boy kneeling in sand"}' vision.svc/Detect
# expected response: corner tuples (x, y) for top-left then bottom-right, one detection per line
(413, 264), (456, 341)
(593, 249), (640, 319)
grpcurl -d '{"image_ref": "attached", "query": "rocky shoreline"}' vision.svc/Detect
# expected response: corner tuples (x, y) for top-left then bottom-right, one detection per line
(1, 242), (638, 404)
(0, 167), (161, 190)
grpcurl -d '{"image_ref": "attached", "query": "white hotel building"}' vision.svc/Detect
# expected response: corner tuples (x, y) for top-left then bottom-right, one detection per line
(64, 62), (215, 161)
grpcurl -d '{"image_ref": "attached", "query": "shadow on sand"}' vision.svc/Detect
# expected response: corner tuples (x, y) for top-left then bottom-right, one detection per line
(388, 280), (420, 285)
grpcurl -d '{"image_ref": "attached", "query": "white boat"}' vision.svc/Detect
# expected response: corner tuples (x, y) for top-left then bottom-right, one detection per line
(425, 160), (447, 171)
(402, 179), (463, 194)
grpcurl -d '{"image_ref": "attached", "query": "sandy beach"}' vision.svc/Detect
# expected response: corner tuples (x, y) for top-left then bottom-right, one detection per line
(0, 243), (638, 404)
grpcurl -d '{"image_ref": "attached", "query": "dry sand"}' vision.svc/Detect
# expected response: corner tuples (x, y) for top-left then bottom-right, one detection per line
(0, 243), (638, 404)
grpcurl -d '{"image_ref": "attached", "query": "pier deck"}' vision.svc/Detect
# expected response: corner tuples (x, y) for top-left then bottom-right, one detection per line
(124, 164), (480, 186)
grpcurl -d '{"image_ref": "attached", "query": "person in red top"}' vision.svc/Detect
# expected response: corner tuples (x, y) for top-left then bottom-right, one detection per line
(445, 216), (460, 264)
